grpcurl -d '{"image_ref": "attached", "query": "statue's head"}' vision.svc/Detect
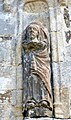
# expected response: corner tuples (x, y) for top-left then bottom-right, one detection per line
(22, 22), (48, 42)
(26, 23), (39, 40)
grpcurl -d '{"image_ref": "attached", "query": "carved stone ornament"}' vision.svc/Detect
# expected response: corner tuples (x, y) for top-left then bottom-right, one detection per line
(65, 30), (71, 43)
(3, 0), (12, 12)
(64, 6), (70, 28)
(22, 22), (53, 118)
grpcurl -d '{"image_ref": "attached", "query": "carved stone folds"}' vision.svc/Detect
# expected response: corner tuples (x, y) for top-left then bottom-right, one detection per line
(22, 22), (53, 118)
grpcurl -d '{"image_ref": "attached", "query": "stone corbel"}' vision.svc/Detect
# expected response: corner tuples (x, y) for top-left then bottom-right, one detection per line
(3, 0), (12, 12)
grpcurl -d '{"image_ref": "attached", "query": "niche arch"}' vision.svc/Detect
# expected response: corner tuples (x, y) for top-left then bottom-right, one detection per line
(23, 0), (48, 13)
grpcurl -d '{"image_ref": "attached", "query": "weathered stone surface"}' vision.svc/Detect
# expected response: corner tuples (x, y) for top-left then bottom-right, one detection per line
(16, 116), (23, 120)
(60, 61), (71, 87)
(0, 14), (16, 35)
(61, 87), (70, 118)
(0, 0), (3, 12)
(67, 0), (71, 5)
(0, 77), (16, 91)
(24, 118), (71, 120)
(22, 12), (49, 31)
(58, 0), (67, 6)
(0, 0), (17, 35)
(16, 65), (22, 89)
(64, 44), (71, 61)
(51, 31), (64, 62)
(24, 118), (53, 120)
(49, 8), (56, 31)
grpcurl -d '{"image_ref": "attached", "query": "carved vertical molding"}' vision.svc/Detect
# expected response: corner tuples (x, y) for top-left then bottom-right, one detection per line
(49, 2), (64, 118)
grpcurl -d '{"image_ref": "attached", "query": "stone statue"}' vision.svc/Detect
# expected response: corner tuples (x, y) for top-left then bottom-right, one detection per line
(22, 22), (53, 118)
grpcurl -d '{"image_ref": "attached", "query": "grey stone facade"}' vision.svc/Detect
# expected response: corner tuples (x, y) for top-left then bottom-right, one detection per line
(0, 0), (71, 120)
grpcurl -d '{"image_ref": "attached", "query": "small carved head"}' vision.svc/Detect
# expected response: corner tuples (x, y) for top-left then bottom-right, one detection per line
(26, 24), (39, 40)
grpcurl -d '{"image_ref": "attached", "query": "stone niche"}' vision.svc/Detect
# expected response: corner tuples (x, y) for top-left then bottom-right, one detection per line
(23, 0), (48, 13)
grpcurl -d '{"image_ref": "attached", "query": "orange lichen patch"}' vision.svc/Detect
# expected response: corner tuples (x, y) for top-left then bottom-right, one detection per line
(0, 91), (12, 103)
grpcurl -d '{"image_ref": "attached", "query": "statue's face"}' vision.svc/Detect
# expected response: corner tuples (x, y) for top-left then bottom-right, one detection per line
(27, 24), (39, 40)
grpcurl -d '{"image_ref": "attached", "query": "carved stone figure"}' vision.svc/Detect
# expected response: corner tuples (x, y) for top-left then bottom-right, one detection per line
(22, 22), (53, 118)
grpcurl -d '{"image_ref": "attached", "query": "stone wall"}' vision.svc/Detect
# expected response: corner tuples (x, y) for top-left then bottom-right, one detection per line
(0, 0), (71, 120)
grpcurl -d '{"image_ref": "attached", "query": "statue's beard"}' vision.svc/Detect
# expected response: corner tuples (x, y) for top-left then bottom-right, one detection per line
(28, 35), (36, 40)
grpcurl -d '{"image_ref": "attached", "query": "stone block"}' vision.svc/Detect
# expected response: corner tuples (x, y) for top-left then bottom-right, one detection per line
(52, 61), (71, 118)
(58, 0), (67, 6)
(0, 77), (16, 91)
(49, 8), (56, 31)
(16, 90), (22, 107)
(61, 87), (70, 118)
(48, 0), (55, 7)
(0, 94), (12, 119)
(0, 9), (16, 35)
(0, 38), (2, 42)
(0, 1), (3, 12)
(67, 0), (71, 6)
(56, 32), (64, 62)
(11, 90), (17, 106)
(16, 65), (22, 89)
(16, 116), (23, 120)
(60, 61), (71, 87)
(16, 46), (22, 66)
(15, 106), (23, 117)
(52, 62), (61, 86)
(51, 31), (65, 62)
(0, 40), (12, 64)
(56, 10), (63, 31)
(50, 32), (58, 61)
(64, 44), (71, 62)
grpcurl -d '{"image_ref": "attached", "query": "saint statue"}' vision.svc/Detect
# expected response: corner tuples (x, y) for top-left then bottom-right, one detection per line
(22, 22), (53, 117)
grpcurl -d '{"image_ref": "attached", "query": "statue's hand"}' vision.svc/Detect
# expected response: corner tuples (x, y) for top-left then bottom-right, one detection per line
(22, 40), (46, 51)
(27, 42), (40, 51)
